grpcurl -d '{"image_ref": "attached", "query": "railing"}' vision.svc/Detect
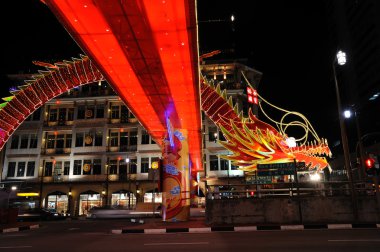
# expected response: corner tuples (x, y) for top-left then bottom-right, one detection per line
(206, 181), (378, 199)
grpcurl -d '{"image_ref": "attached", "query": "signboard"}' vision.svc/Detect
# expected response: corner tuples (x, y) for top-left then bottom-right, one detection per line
(246, 175), (272, 184)
(257, 162), (305, 176)
(257, 162), (295, 176)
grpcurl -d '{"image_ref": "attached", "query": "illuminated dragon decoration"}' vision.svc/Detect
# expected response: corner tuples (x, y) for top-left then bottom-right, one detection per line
(0, 52), (331, 173)
(200, 73), (332, 172)
(0, 55), (104, 150)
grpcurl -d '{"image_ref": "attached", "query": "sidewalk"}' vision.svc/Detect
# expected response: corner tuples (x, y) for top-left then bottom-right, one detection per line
(112, 208), (380, 234)
(0, 221), (40, 233)
(113, 216), (380, 234)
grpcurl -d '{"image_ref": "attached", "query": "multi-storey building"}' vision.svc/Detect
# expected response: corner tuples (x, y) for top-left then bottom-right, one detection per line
(325, 0), (380, 148)
(0, 59), (261, 216)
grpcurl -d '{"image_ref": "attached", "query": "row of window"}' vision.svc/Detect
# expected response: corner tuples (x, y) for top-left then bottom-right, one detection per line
(46, 103), (135, 122)
(6, 157), (161, 178)
(6, 155), (233, 179)
(7, 161), (36, 177)
(10, 129), (156, 150)
(209, 155), (238, 171)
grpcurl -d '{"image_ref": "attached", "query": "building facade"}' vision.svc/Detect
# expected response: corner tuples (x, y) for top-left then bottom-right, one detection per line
(0, 60), (261, 216)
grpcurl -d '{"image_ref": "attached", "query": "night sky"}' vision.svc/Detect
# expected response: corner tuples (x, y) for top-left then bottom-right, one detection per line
(1, 1), (342, 154)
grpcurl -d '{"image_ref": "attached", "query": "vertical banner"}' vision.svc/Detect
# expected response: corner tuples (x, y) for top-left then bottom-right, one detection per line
(162, 129), (190, 222)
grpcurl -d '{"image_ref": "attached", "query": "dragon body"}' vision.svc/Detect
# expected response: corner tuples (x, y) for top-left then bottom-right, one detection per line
(200, 77), (331, 172)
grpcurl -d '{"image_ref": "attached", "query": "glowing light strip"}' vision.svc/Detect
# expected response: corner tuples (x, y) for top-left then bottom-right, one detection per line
(166, 117), (174, 147)
(46, 0), (202, 171)
(142, 0), (202, 170)
(46, 0), (165, 143)
(17, 193), (39, 197)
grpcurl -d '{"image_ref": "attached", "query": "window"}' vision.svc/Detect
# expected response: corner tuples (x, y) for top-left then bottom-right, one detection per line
(10, 135), (19, 149)
(20, 135), (29, 149)
(219, 131), (226, 141)
(95, 131), (103, 146)
(121, 106), (128, 122)
(96, 105), (104, 118)
(63, 161), (70, 175)
(93, 159), (101, 175)
(231, 162), (238, 170)
(77, 105), (85, 119)
(109, 160), (117, 175)
(120, 132), (128, 147)
(210, 155), (218, 171)
(44, 162), (53, 176)
(84, 133), (93, 147)
(65, 134), (72, 148)
(141, 130), (150, 144)
(58, 108), (67, 123)
(26, 161), (35, 176)
(110, 132), (119, 147)
(29, 134), (38, 148)
(208, 127), (217, 142)
(119, 160), (127, 180)
(73, 160), (82, 175)
(130, 159), (137, 174)
(75, 133), (84, 147)
(85, 106), (95, 119)
(49, 108), (58, 121)
(141, 158), (149, 173)
(7, 162), (16, 177)
(67, 108), (74, 121)
(220, 159), (229, 170)
(83, 160), (92, 175)
(47, 134), (55, 149)
(111, 106), (120, 119)
(129, 131), (137, 146)
(54, 162), (62, 176)
(56, 134), (65, 148)
(17, 162), (26, 177)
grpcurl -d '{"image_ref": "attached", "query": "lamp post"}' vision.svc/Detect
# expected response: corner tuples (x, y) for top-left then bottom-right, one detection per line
(126, 158), (131, 209)
(333, 50), (358, 220)
(344, 108), (366, 180)
(7, 186), (17, 208)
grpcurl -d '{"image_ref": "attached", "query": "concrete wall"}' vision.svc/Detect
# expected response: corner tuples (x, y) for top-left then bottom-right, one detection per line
(205, 196), (380, 225)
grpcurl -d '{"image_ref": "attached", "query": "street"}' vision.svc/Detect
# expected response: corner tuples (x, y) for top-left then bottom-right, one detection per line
(0, 219), (379, 251)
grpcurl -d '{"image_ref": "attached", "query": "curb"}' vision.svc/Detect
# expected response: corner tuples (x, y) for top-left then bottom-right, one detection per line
(0, 224), (40, 233)
(112, 223), (380, 234)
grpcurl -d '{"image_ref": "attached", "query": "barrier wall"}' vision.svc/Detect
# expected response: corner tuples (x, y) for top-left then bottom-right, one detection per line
(205, 196), (380, 224)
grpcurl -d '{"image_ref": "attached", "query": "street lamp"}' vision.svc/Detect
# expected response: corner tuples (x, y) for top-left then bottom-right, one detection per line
(344, 107), (366, 180)
(7, 186), (17, 208)
(126, 158), (131, 209)
(332, 50), (358, 220)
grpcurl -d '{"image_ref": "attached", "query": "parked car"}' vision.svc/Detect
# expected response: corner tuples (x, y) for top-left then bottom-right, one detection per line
(17, 208), (66, 221)
(87, 206), (132, 219)
(87, 204), (161, 219)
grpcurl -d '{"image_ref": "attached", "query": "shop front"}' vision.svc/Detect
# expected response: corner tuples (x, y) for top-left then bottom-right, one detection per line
(79, 190), (102, 216)
(47, 191), (69, 215)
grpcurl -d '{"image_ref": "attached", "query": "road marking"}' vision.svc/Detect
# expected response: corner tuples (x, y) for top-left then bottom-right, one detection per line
(189, 227), (211, 233)
(144, 242), (209, 246)
(68, 228), (80, 231)
(327, 224), (352, 229)
(0, 246), (32, 249)
(328, 239), (380, 242)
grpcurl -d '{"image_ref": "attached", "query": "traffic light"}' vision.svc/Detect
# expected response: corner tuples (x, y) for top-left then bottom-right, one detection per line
(365, 157), (376, 176)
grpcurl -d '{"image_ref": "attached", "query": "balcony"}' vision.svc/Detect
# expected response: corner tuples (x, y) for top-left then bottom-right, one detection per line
(41, 148), (71, 155)
(107, 145), (137, 152)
